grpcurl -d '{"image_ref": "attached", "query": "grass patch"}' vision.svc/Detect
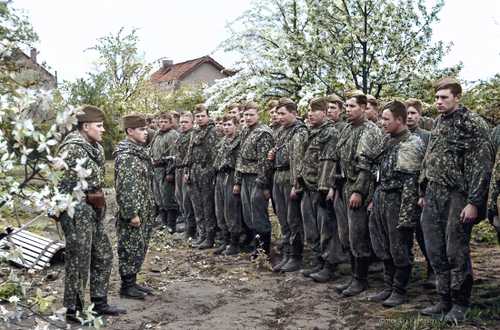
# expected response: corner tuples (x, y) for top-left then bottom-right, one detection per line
(377, 314), (448, 330)
(471, 221), (498, 245)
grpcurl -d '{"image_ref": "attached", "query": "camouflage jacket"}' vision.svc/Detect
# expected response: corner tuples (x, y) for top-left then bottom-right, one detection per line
(421, 107), (494, 207)
(213, 134), (241, 172)
(145, 128), (157, 147)
(58, 131), (105, 195)
(409, 126), (430, 149)
(270, 123), (282, 140)
(173, 129), (192, 169)
(235, 123), (274, 188)
(491, 125), (500, 151)
(419, 116), (435, 131)
(488, 148), (500, 217)
(183, 122), (218, 180)
(374, 129), (425, 228)
(113, 139), (156, 222)
(299, 120), (339, 191)
(334, 119), (383, 198)
(150, 128), (179, 175)
(273, 120), (308, 187)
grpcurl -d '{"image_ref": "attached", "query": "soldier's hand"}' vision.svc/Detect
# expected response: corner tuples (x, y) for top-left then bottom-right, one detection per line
(166, 174), (174, 183)
(233, 185), (241, 195)
(460, 203), (478, 224)
(418, 197), (426, 208)
(348, 192), (362, 209)
(130, 216), (141, 227)
(367, 201), (373, 212)
(326, 188), (335, 201)
(290, 187), (298, 200)
(263, 189), (271, 200)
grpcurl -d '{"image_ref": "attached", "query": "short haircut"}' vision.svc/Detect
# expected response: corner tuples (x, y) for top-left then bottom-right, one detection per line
(244, 101), (260, 112)
(435, 77), (462, 96)
(276, 97), (297, 113)
(309, 96), (328, 112)
(266, 99), (279, 111)
(367, 95), (378, 109)
(158, 112), (172, 121)
(347, 92), (368, 106)
(222, 114), (239, 126)
(171, 111), (180, 119)
(194, 103), (208, 114)
(179, 111), (193, 121)
(405, 98), (423, 114)
(383, 100), (407, 124)
(326, 94), (343, 109)
(215, 115), (223, 121)
(227, 103), (242, 112)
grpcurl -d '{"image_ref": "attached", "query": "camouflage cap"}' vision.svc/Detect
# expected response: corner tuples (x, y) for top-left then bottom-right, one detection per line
(76, 105), (105, 123)
(309, 96), (328, 111)
(326, 94), (342, 103)
(123, 113), (147, 129)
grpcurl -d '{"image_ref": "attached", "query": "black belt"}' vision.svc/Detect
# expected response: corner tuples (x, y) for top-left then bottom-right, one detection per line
(274, 166), (290, 171)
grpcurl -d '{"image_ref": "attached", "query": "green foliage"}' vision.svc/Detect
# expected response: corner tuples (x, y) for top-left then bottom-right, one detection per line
(33, 288), (55, 315)
(0, 281), (22, 300)
(472, 221), (498, 245)
(462, 74), (500, 126)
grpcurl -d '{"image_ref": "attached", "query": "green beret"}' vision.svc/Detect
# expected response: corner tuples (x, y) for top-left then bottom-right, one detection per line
(76, 105), (105, 123)
(123, 113), (147, 129)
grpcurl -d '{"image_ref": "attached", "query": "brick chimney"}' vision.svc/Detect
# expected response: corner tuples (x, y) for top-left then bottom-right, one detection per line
(30, 48), (38, 63)
(162, 59), (173, 69)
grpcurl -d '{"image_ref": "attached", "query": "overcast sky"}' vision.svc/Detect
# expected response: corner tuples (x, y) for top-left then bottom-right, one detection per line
(13, 0), (500, 84)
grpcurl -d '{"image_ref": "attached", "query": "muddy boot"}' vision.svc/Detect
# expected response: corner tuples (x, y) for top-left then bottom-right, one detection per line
(91, 296), (127, 316)
(198, 231), (215, 250)
(420, 294), (452, 316)
(336, 254), (355, 293)
(382, 265), (411, 307)
(213, 232), (229, 255)
(191, 227), (207, 248)
(120, 274), (146, 300)
(66, 297), (83, 323)
(302, 256), (324, 278)
(342, 257), (369, 297)
(382, 291), (407, 307)
(133, 274), (153, 295)
(310, 261), (337, 283)
(184, 226), (196, 241)
(272, 250), (290, 272)
(224, 232), (240, 256)
(369, 260), (394, 302)
(166, 210), (178, 234)
(240, 228), (255, 252)
(280, 256), (302, 273)
(444, 304), (468, 323)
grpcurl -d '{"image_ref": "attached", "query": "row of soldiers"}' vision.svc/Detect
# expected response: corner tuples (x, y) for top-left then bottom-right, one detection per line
(55, 76), (500, 324)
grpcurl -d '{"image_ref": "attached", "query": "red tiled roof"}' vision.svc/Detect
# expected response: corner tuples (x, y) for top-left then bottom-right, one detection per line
(151, 55), (227, 83)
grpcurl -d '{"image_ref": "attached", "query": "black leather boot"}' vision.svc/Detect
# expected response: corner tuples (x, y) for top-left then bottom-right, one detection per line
(184, 226), (197, 240)
(369, 260), (394, 302)
(191, 227), (207, 248)
(302, 256), (324, 278)
(198, 231), (215, 250)
(310, 261), (337, 283)
(421, 294), (452, 316)
(224, 232), (240, 256)
(213, 231), (229, 255)
(91, 296), (127, 316)
(383, 265), (411, 307)
(120, 274), (146, 300)
(342, 257), (369, 297)
(272, 243), (290, 272)
(133, 274), (153, 295)
(166, 210), (178, 234)
(280, 256), (302, 273)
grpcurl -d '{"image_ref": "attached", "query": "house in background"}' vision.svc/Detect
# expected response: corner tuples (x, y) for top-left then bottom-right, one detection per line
(11, 48), (57, 90)
(151, 55), (232, 91)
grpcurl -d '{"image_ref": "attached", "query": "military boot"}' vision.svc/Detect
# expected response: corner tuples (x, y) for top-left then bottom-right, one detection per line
(198, 231), (215, 250)
(280, 256), (302, 273)
(302, 256), (324, 278)
(383, 265), (411, 307)
(240, 228), (255, 252)
(66, 296), (83, 323)
(133, 274), (153, 295)
(342, 257), (369, 297)
(250, 232), (271, 260)
(213, 231), (229, 255)
(272, 244), (290, 272)
(368, 260), (394, 302)
(184, 226), (196, 240)
(444, 304), (468, 323)
(310, 261), (337, 283)
(223, 232), (240, 256)
(166, 210), (178, 234)
(423, 264), (436, 289)
(120, 274), (146, 300)
(91, 296), (127, 316)
(420, 295), (452, 316)
(191, 227), (207, 248)
(336, 254), (355, 293)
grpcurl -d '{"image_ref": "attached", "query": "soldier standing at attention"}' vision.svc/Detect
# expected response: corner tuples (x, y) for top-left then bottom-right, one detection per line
(212, 115), (243, 255)
(405, 98), (434, 288)
(58, 105), (126, 322)
(419, 78), (493, 321)
(488, 146), (500, 241)
(234, 102), (275, 258)
(269, 98), (308, 272)
(114, 113), (156, 300)
(333, 92), (383, 297)
(174, 112), (196, 240)
(150, 112), (179, 233)
(368, 101), (425, 307)
(184, 104), (218, 249)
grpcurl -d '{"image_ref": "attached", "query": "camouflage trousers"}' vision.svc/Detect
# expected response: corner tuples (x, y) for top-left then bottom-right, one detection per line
(421, 182), (474, 304)
(186, 173), (216, 235)
(320, 198), (348, 265)
(152, 168), (178, 212)
(369, 189), (413, 268)
(273, 172), (302, 256)
(334, 183), (372, 259)
(60, 202), (112, 310)
(175, 168), (195, 229)
(215, 170), (242, 235)
(240, 174), (271, 233)
(116, 217), (153, 277)
(301, 190), (322, 260)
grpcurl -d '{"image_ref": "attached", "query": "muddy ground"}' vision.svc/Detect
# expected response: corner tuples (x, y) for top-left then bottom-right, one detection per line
(1, 190), (500, 330)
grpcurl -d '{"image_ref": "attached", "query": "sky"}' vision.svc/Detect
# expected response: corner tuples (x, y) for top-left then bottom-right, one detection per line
(12, 0), (500, 84)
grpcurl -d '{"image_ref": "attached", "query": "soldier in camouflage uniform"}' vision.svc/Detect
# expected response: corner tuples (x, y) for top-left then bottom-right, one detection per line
(150, 112), (179, 233)
(267, 99), (281, 138)
(234, 102), (275, 257)
(419, 78), (494, 322)
(333, 93), (383, 297)
(114, 114), (157, 300)
(174, 112), (196, 239)
(491, 124), (500, 151)
(213, 115), (243, 255)
(58, 106), (125, 322)
(405, 98), (434, 287)
(184, 104), (218, 249)
(488, 148), (500, 239)
(269, 98), (308, 272)
(368, 101), (425, 307)
(145, 114), (158, 146)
